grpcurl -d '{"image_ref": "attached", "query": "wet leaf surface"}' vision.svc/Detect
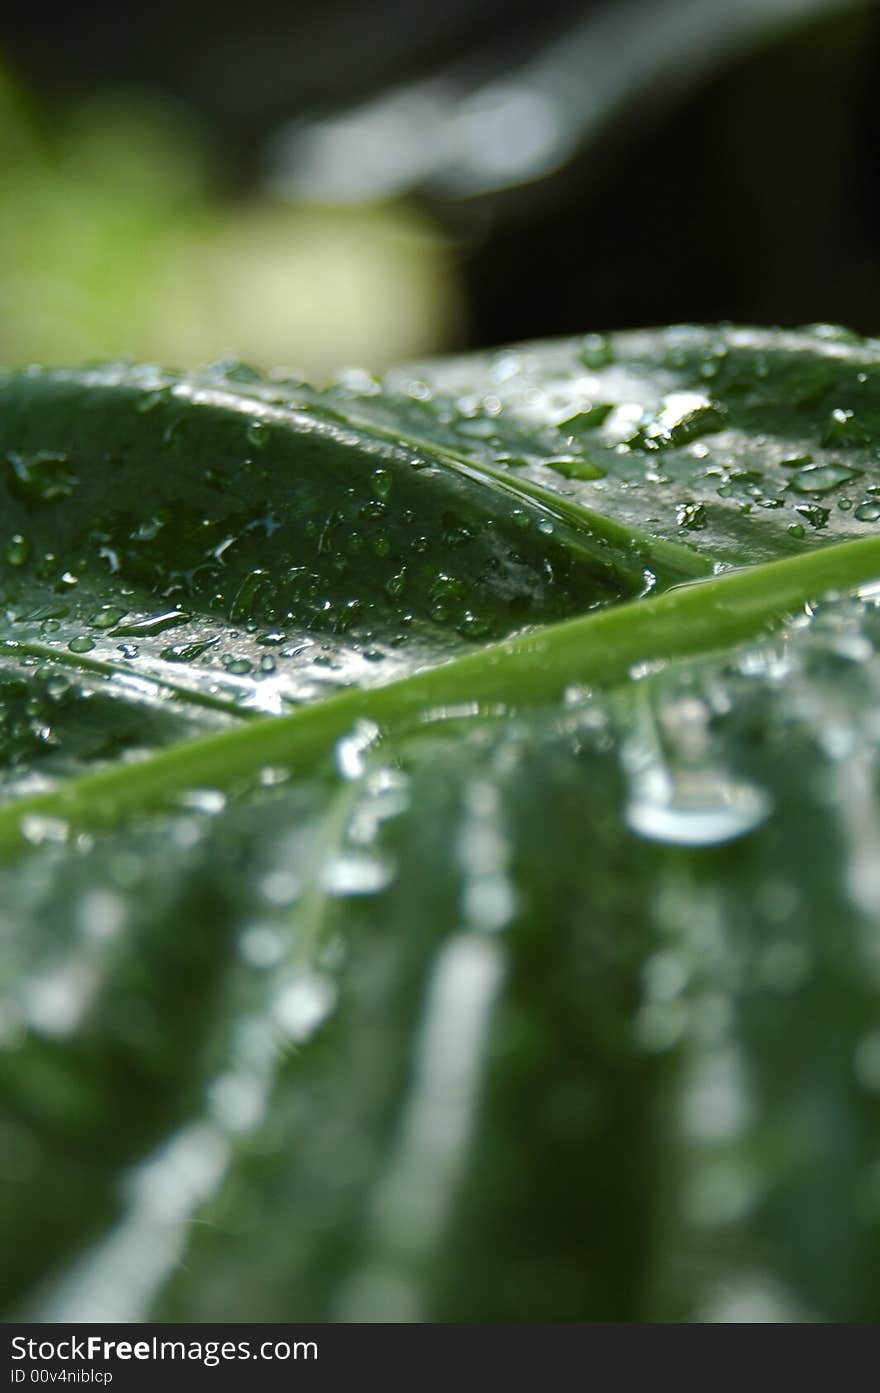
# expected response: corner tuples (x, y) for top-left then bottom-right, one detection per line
(3, 328), (880, 1320)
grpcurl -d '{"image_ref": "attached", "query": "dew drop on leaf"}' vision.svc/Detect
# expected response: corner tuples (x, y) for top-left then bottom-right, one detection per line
(371, 468), (392, 499)
(89, 607), (127, 629)
(796, 505), (830, 529)
(545, 455), (606, 481)
(246, 420), (270, 448)
(110, 610), (191, 638)
(320, 852), (394, 896)
(7, 451), (79, 503)
(790, 464), (859, 495)
(623, 691), (771, 846)
(677, 501), (707, 531)
(222, 655), (253, 676)
(854, 501), (880, 522)
(579, 333), (614, 369)
(160, 637), (219, 662)
(5, 535), (31, 567)
(625, 771), (771, 846)
(822, 407), (869, 447)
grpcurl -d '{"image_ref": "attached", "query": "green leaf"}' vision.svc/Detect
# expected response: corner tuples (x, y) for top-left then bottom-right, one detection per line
(3, 325), (880, 1322)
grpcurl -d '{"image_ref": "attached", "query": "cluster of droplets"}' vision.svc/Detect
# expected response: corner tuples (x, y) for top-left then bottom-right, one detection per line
(4, 390), (601, 724)
(370, 326), (880, 566)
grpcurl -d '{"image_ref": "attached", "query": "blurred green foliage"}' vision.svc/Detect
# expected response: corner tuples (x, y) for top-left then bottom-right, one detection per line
(0, 65), (460, 377)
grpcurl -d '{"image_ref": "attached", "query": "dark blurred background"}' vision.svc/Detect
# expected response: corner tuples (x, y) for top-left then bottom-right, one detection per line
(2, 0), (879, 376)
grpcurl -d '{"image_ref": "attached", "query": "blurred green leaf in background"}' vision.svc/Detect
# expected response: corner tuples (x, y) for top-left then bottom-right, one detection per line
(0, 66), (460, 377)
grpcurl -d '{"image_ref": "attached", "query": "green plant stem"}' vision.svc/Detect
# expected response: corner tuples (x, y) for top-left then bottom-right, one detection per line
(2, 534), (879, 856)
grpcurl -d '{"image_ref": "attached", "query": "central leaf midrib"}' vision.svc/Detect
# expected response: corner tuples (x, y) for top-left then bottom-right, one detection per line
(2, 533), (878, 857)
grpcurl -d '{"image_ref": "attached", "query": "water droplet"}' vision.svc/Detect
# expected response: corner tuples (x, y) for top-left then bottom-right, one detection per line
(206, 358), (263, 384)
(441, 516), (474, 548)
(229, 570), (269, 624)
(639, 393), (725, 450)
(260, 869), (300, 906)
(677, 501), (707, 531)
(796, 504), (830, 529)
(7, 451), (78, 503)
(545, 455), (606, 481)
(178, 788), (227, 814)
(110, 610), (191, 638)
(623, 696), (771, 846)
(5, 535), (31, 567)
(558, 404), (613, 434)
(790, 463), (858, 495)
(854, 501), (880, 522)
(371, 468), (392, 499)
(787, 523), (806, 539)
(135, 388), (167, 414)
(809, 322), (862, 343)
(822, 406), (869, 447)
(320, 852), (394, 896)
(579, 333), (614, 370)
(457, 611), (490, 638)
(20, 813), (68, 846)
(335, 721), (381, 781)
(271, 972), (337, 1041)
(246, 419), (270, 448)
(90, 607), (127, 629)
(239, 925), (284, 971)
(160, 636), (219, 662)
(385, 568), (406, 599)
(18, 601), (69, 623)
(67, 637), (95, 654)
(222, 655), (253, 676)
(626, 774), (770, 846)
